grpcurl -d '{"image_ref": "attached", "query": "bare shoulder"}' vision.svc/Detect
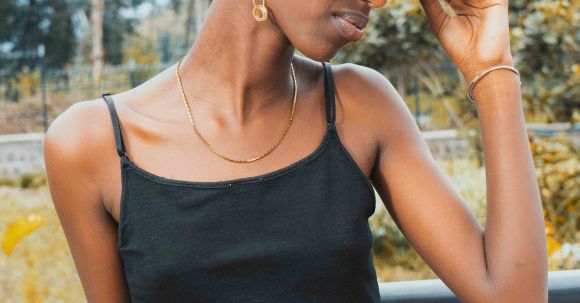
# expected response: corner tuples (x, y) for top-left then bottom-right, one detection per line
(330, 62), (409, 153)
(44, 98), (118, 197)
(45, 98), (112, 158)
(331, 62), (403, 112)
(332, 62), (389, 89)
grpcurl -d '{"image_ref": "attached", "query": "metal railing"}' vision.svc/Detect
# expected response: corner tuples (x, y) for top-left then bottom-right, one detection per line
(378, 269), (580, 302)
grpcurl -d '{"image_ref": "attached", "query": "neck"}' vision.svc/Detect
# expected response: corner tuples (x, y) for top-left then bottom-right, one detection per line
(177, 0), (296, 126)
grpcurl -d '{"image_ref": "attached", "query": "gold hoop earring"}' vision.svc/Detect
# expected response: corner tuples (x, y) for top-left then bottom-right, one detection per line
(252, 0), (268, 22)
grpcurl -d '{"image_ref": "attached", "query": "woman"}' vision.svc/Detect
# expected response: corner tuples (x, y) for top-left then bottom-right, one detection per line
(44, 0), (548, 302)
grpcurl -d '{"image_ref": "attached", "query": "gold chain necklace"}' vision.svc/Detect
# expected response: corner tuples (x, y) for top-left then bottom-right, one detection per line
(175, 56), (298, 163)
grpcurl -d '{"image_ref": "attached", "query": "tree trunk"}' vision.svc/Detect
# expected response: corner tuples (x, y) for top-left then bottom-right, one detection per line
(90, 0), (104, 85)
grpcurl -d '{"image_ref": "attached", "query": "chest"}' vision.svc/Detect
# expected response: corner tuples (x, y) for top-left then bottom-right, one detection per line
(102, 121), (377, 224)
(115, 141), (378, 301)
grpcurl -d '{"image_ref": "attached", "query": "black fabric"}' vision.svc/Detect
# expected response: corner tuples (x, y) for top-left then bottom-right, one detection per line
(323, 62), (336, 128)
(103, 61), (380, 302)
(102, 91), (127, 157)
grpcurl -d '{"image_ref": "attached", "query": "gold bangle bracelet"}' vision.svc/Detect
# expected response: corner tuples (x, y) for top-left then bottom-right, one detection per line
(467, 65), (522, 103)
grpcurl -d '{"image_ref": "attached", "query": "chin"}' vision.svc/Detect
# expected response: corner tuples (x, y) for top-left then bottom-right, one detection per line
(293, 40), (346, 62)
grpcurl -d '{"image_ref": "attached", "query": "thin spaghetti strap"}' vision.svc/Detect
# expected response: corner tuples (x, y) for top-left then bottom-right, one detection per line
(102, 92), (128, 158)
(322, 61), (336, 129)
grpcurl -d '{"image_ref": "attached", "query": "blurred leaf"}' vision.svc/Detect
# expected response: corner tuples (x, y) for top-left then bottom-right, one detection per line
(1, 214), (46, 256)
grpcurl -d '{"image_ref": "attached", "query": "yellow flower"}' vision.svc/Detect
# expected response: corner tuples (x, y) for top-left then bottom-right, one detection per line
(1, 214), (46, 256)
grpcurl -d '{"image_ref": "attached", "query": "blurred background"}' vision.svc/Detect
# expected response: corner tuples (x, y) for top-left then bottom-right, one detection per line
(0, 0), (578, 301)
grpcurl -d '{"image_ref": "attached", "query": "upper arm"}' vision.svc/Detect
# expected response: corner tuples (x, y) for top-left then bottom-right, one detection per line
(339, 64), (494, 302)
(44, 101), (131, 302)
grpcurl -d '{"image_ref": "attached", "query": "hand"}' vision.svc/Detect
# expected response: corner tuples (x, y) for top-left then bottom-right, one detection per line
(418, 0), (514, 82)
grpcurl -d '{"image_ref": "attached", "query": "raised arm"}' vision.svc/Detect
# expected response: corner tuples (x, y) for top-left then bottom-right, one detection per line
(358, 0), (547, 301)
(44, 101), (131, 302)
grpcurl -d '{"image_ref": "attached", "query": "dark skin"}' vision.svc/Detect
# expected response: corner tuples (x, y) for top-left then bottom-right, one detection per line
(44, 0), (547, 302)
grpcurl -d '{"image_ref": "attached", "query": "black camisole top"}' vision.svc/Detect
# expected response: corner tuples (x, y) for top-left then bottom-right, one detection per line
(102, 61), (380, 302)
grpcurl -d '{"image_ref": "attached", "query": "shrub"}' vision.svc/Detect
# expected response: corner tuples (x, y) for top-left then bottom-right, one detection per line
(18, 173), (48, 189)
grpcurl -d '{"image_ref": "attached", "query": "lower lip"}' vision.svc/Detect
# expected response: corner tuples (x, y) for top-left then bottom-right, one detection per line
(333, 15), (364, 42)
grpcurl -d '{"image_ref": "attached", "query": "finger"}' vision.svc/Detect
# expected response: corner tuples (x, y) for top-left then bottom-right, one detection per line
(418, 0), (448, 35)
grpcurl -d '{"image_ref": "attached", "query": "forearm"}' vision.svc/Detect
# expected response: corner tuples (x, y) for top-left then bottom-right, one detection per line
(471, 69), (548, 301)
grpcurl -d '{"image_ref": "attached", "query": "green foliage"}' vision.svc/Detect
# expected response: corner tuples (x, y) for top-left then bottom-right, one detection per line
(18, 173), (48, 189)
(0, 0), (75, 70)
(0, 178), (18, 187)
(0, 0), (75, 102)
(0, 173), (47, 189)
(512, 0), (580, 122)
(6, 66), (41, 102)
(123, 36), (161, 64)
(102, 0), (147, 65)
(529, 131), (579, 268)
